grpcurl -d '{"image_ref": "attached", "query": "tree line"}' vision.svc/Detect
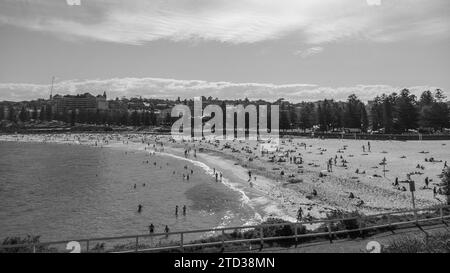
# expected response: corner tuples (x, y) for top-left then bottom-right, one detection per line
(280, 89), (449, 133)
(1, 89), (449, 132)
(0, 106), (170, 127)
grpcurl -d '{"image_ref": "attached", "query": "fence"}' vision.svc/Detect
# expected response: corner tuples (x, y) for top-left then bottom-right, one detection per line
(1, 205), (449, 253)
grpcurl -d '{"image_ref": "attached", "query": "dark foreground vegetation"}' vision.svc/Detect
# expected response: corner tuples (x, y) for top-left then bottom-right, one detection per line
(2, 207), (449, 253)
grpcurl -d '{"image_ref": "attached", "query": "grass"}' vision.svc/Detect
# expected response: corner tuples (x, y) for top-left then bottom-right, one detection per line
(384, 232), (450, 253)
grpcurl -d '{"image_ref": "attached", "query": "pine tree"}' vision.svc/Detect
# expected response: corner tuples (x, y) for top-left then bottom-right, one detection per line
(31, 106), (38, 120)
(8, 107), (16, 122)
(18, 106), (29, 122)
(395, 89), (418, 132)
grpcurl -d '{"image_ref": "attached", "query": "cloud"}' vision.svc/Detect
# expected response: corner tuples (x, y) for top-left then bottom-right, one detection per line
(0, 0), (448, 45)
(294, 47), (324, 58)
(66, 0), (81, 6)
(366, 0), (381, 6)
(0, 77), (445, 103)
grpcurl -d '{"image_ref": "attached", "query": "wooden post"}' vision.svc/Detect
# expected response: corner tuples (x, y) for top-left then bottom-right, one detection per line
(387, 214), (393, 233)
(294, 223), (298, 248)
(180, 233), (184, 252)
(411, 191), (418, 224)
(221, 230), (225, 251)
(135, 236), (139, 252)
(359, 217), (365, 239)
(259, 226), (264, 250)
(327, 222), (333, 243)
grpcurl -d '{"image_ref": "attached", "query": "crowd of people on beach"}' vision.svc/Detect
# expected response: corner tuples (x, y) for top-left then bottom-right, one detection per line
(2, 133), (448, 234)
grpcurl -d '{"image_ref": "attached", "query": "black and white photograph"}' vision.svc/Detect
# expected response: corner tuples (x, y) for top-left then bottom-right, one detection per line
(0, 0), (449, 262)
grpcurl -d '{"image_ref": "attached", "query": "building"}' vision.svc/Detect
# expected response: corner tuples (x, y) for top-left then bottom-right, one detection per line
(53, 92), (108, 113)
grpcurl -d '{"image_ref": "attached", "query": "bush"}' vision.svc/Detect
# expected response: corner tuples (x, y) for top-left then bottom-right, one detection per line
(0, 235), (53, 253)
(384, 232), (450, 253)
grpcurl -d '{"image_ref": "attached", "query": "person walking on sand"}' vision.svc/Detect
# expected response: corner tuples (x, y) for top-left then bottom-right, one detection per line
(182, 205), (187, 216)
(368, 141), (371, 152)
(297, 207), (303, 222)
(164, 225), (170, 237)
(137, 204), (143, 213)
(175, 205), (179, 217)
(425, 177), (429, 188)
(149, 224), (154, 234)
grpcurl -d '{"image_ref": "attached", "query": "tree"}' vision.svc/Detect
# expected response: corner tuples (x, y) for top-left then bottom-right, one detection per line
(298, 103), (314, 131)
(370, 96), (383, 131)
(31, 106), (38, 120)
(361, 105), (369, 132)
(381, 94), (395, 133)
(419, 90), (434, 107)
(18, 106), (29, 122)
(70, 110), (76, 126)
(8, 107), (16, 122)
(441, 167), (450, 205)
(130, 110), (140, 126)
(395, 89), (418, 132)
(343, 94), (365, 129)
(419, 89), (450, 131)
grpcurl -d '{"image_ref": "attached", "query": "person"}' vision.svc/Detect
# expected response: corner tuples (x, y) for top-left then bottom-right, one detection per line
(368, 141), (371, 152)
(182, 205), (187, 216)
(164, 225), (170, 237)
(297, 207), (303, 221)
(433, 187), (437, 198)
(138, 204), (143, 213)
(425, 177), (429, 188)
(349, 192), (355, 199)
(149, 224), (154, 234)
(394, 177), (399, 187)
(175, 205), (179, 216)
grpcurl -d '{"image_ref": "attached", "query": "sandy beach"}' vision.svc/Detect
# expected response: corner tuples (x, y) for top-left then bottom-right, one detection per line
(1, 133), (448, 229)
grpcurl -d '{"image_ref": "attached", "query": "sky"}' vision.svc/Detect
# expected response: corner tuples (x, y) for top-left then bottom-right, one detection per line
(0, 0), (449, 102)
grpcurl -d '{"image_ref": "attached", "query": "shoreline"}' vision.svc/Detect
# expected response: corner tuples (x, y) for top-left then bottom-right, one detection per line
(1, 133), (447, 228)
(0, 134), (333, 231)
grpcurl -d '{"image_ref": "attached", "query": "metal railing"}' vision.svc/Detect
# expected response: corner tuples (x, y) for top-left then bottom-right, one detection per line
(1, 205), (449, 253)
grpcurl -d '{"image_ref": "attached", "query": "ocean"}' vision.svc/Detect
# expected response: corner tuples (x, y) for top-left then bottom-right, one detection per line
(0, 141), (257, 242)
